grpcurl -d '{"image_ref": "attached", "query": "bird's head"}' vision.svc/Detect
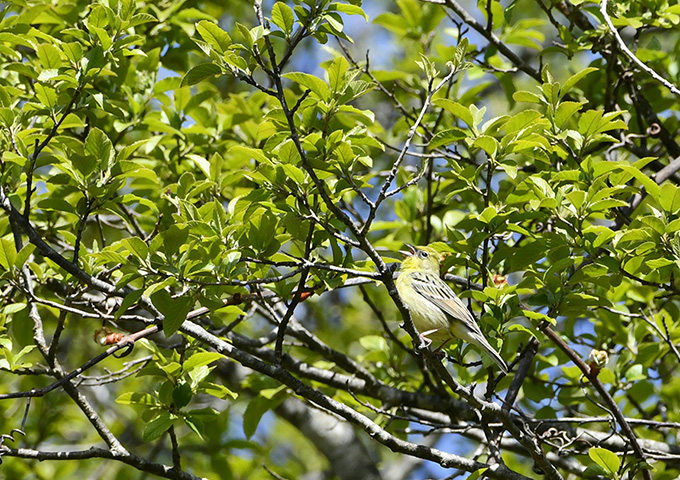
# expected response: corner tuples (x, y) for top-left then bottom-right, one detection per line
(399, 244), (442, 273)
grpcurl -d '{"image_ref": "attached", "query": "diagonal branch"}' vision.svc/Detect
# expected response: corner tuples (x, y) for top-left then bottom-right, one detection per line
(540, 324), (652, 480)
(24, 81), (85, 220)
(614, 155), (680, 228)
(0, 326), (158, 400)
(600, 0), (680, 97)
(362, 66), (457, 236)
(423, 0), (542, 82)
(0, 183), (122, 296)
(179, 320), (533, 480)
(552, 0), (680, 158)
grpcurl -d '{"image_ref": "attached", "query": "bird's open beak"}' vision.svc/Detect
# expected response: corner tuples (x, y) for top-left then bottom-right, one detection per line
(399, 243), (416, 257)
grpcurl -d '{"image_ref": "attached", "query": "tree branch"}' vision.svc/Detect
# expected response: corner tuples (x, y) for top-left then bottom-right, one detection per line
(540, 324), (653, 480)
(180, 320), (533, 479)
(0, 447), (199, 480)
(600, 0), (680, 97)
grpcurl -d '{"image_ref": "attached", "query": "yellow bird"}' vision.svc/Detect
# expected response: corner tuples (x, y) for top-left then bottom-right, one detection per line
(395, 244), (508, 374)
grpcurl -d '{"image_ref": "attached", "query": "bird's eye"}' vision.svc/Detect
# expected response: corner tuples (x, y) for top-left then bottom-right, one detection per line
(420, 251), (428, 258)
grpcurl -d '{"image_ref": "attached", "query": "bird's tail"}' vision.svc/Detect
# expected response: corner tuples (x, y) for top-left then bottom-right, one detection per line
(466, 329), (508, 374)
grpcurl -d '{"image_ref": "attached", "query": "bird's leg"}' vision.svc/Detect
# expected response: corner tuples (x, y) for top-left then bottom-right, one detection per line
(430, 338), (451, 360)
(416, 332), (433, 350)
(417, 332), (450, 360)
(433, 338), (451, 354)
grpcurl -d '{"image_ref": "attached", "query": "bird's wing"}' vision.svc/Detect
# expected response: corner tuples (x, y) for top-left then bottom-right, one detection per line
(410, 271), (477, 324)
(410, 271), (509, 373)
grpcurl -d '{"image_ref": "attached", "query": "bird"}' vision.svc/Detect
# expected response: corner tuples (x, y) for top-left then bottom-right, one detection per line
(395, 244), (508, 374)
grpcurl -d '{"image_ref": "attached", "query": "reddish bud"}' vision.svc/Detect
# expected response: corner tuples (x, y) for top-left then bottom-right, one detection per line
(297, 290), (313, 302)
(587, 349), (609, 376)
(94, 327), (124, 345)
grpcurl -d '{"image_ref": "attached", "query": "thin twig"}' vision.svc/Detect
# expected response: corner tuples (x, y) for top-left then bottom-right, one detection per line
(24, 82), (85, 220)
(639, 310), (680, 364)
(430, 0), (542, 82)
(73, 197), (94, 265)
(600, 0), (680, 97)
(0, 326), (158, 400)
(168, 426), (181, 471)
(362, 65), (458, 236)
(274, 227), (313, 363)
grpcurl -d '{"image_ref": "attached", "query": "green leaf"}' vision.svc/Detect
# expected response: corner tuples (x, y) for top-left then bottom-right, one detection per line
(271, 2), (295, 36)
(35, 84), (58, 110)
(281, 164), (305, 184)
(327, 56), (349, 93)
(144, 278), (177, 298)
(229, 145), (272, 165)
(513, 90), (542, 103)
(0, 238), (17, 271)
(583, 465), (610, 478)
(554, 101), (585, 128)
(429, 128), (469, 149)
(433, 99), (475, 130)
(200, 382), (238, 400)
(566, 190), (585, 210)
(183, 352), (224, 373)
(283, 71), (330, 100)
(619, 165), (660, 201)
(151, 290), (192, 337)
(415, 53), (437, 81)
(523, 310), (556, 325)
(143, 412), (178, 442)
(587, 226), (615, 248)
(243, 395), (283, 439)
(0, 108), (15, 127)
(91, 26), (112, 50)
(127, 13), (158, 28)
(561, 67), (598, 97)
(87, 4), (111, 28)
(277, 140), (301, 164)
(667, 218), (680, 233)
(328, 3), (368, 20)
(589, 447), (621, 476)
(114, 290), (144, 320)
(173, 382), (192, 409)
(181, 63), (222, 87)
(119, 237), (148, 261)
(116, 392), (159, 406)
(359, 335), (388, 351)
(498, 160), (518, 179)
(659, 182), (680, 213)
(15, 243), (35, 268)
(36, 44), (62, 69)
(646, 257), (674, 268)
(183, 407), (220, 439)
(373, 12), (409, 35)
(337, 104), (374, 124)
(164, 224), (189, 257)
(473, 135), (499, 157)
(505, 110), (545, 133)
(84, 127), (113, 167)
(196, 20), (232, 55)
(578, 110), (627, 139)
(508, 324), (538, 339)
(2, 303), (26, 315)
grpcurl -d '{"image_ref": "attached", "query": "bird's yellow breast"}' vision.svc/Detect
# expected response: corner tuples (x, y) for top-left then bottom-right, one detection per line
(396, 271), (451, 342)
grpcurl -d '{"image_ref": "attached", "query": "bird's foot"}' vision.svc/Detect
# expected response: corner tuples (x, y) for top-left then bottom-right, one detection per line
(416, 335), (432, 351)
